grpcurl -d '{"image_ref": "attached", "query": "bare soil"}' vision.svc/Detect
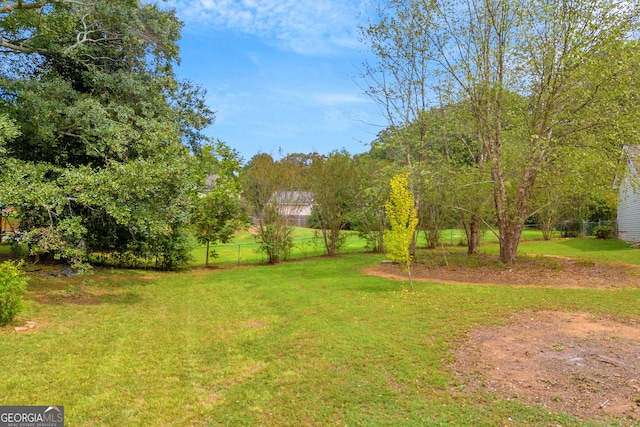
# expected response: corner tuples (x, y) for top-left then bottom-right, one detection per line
(453, 311), (640, 425)
(365, 257), (640, 425)
(364, 255), (640, 289)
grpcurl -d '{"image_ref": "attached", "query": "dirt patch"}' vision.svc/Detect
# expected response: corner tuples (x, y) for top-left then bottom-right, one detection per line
(365, 257), (640, 424)
(453, 311), (640, 424)
(29, 290), (102, 305)
(364, 256), (640, 289)
(243, 321), (267, 329)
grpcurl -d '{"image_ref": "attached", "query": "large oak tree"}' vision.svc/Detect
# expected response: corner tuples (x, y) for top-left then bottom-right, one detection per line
(0, 0), (215, 268)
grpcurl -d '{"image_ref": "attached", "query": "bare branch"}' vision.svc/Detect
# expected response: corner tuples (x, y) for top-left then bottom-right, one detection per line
(0, 38), (50, 55)
(0, 0), (47, 14)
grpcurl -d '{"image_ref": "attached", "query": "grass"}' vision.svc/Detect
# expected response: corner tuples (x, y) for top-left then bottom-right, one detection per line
(492, 236), (640, 265)
(197, 226), (629, 270)
(1, 239), (639, 425)
(4, 226), (559, 269)
(193, 227), (553, 269)
(190, 228), (372, 268)
(419, 232), (639, 268)
(0, 243), (11, 261)
(437, 227), (554, 246)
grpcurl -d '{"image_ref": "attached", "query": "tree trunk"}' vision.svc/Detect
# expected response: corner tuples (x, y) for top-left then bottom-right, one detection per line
(541, 218), (553, 240)
(321, 229), (333, 256)
(494, 148), (546, 264)
(205, 241), (210, 268)
(494, 178), (533, 264)
(497, 221), (522, 264)
(330, 228), (339, 256)
(376, 231), (385, 253)
(467, 214), (481, 255)
(409, 228), (418, 257)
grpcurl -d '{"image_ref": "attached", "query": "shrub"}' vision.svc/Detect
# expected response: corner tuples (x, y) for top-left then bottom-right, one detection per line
(559, 220), (580, 238)
(255, 223), (294, 264)
(0, 260), (28, 325)
(593, 226), (614, 240)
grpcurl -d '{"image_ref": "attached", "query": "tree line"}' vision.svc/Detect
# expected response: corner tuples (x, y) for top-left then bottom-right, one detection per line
(1, 0), (636, 269)
(360, 0), (640, 263)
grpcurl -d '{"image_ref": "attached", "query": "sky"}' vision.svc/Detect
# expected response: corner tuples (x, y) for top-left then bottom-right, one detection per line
(164, 0), (386, 161)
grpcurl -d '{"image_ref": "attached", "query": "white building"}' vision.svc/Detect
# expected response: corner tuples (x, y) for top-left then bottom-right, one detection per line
(616, 145), (640, 243)
(269, 191), (315, 227)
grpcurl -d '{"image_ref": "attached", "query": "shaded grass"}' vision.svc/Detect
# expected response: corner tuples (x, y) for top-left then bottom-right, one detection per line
(0, 253), (637, 426)
(482, 236), (640, 265)
(0, 242), (14, 261)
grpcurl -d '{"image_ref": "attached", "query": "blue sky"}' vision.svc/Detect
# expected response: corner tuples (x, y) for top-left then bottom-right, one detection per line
(164, 0), (385, 161)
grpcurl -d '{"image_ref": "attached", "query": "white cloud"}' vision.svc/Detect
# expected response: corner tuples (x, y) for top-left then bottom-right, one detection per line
(313, 92), (368, 106)
(166, 0), (370, 55)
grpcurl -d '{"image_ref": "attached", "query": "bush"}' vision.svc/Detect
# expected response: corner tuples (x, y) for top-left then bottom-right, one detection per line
(559, 221), (581, 238)
(593, 226), (614, 240)
(0, 260), (28, 325)
(255, 223), (294, 264)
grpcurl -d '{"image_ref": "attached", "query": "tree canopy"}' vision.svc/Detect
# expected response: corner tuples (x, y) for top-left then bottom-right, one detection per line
(363, 0), (640, 263)
(240, 153), (304, 264)
(0, 0), (216, 268)
(191, 142), (247, 268)
(308, 151), (356, 256)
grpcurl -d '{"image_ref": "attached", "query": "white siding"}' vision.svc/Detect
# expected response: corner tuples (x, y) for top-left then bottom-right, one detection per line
(617, 170), (640, 243)
(270, 191), (314, 227)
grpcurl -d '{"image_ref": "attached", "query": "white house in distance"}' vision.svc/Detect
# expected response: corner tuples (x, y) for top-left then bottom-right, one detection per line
(616, 145), (640, 243)
(270, 191), (314, 227)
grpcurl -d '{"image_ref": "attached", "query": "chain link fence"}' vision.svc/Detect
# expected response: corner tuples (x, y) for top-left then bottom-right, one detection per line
(581, 220), (616, 238)
(194, 235), (372, 267)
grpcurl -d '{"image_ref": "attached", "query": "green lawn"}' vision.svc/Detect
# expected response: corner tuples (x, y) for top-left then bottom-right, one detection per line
(1, 238), (639, 425)
(483, 236), (640, 265)
(192, 227), (552, 268)
(190, 228), (371, 268)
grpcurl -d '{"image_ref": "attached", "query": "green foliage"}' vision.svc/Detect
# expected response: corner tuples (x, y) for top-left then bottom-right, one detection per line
(254, 214), (294, 264)
(0, 260), (28, 325)
(347, 156), (390, 253)
(586, 196), (618, 222)
(306, 207), (322, 229)
(0, 1), (212, 269)
(240, 153), (304, 264)
(191, 143), (248, 267)
(191, 189), (244, 264)
(362, 0), (640, 264)
(385, 173), (418, 288)
(308, 151), (357, 256)
(593, 226), (614, 240)
(0, 114), (19, 152)
(559, 221), (581, 238)
(416, 166), (459, 250)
